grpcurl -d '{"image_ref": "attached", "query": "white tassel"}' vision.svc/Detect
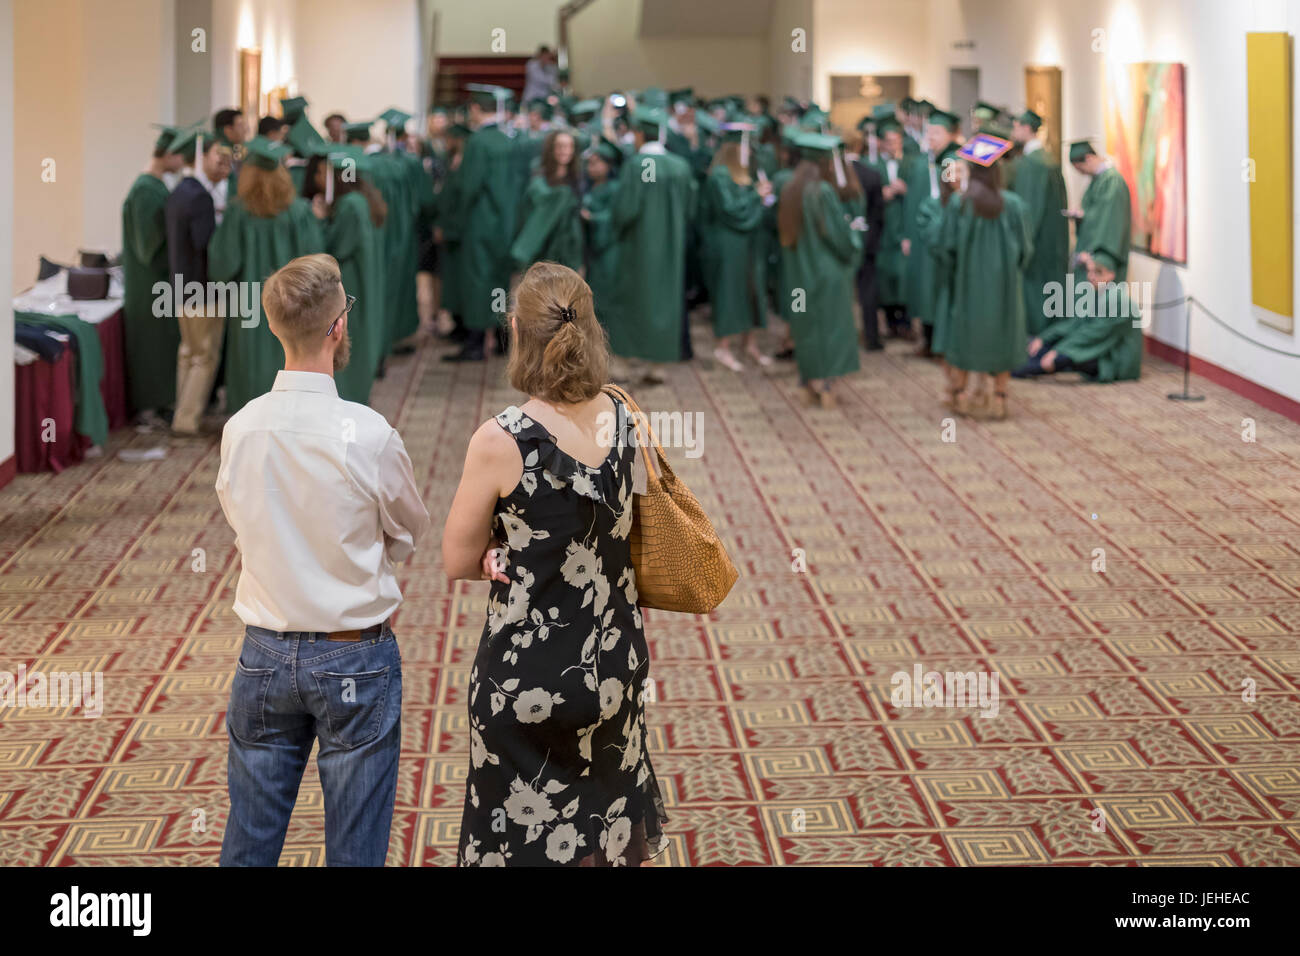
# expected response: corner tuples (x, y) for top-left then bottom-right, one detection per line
(325, 162), (334, 204)
(833, 147), (846, 188)
(740, 132), (749, 169)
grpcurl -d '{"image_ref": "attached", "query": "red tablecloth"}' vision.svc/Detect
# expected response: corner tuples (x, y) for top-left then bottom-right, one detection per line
(95, 309), (128, 430)
(14, 348), (85, 473)
(13, 307), (126, 473)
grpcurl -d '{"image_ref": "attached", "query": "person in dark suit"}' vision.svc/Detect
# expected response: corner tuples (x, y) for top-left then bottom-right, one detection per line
(165, 128), (232, 436)
(851, 146), (886, 351)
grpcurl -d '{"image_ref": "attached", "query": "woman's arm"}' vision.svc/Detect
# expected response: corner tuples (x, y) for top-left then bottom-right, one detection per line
(441, 419), (522, 583)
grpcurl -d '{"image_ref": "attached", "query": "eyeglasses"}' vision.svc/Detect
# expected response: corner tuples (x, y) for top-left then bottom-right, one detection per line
(326, 294), (356, 337)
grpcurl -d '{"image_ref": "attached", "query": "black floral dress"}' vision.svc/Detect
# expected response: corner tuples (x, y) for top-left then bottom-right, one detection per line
(458, 396), (668, 866)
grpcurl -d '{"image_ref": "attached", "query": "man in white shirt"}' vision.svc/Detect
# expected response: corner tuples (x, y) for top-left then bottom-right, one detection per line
(216, 253), (431, 867)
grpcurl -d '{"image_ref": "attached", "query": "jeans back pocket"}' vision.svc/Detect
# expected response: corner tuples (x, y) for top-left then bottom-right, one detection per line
(312, 666), (392, 750)
(228, 660), (275, 744)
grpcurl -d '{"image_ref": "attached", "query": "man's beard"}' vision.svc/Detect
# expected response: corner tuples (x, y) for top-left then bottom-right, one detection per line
(333, 330), (352, 372)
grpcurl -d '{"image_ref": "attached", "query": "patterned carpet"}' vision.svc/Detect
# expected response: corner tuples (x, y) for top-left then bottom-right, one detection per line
(2, 323), (1300, 866)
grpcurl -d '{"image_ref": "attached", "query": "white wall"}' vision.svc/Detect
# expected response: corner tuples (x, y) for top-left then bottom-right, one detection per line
(814, 0), (1300, 405)
(1, 0), (15, 470)
(82, 0), (175, 255)
(569, 0), (767, 98)
(812, 0), (935, 108)
(293, 0), (419, 121)
(769, 0), (814, 103)
(425, 0), (565, 55)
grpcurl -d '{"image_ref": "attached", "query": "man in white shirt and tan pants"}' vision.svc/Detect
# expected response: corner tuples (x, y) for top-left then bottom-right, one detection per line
(216, 253), (430, 866)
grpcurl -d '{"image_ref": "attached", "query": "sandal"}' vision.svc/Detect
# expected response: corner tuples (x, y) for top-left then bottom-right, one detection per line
(713, 346), (744, 372)
(989, 391), (1008, 421)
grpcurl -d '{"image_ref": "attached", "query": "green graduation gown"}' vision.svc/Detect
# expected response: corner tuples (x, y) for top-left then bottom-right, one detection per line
(456, 123), (521, 331)
(925, 192), (960, 357)
(583, 178), (621, 330)
(900, 153), (942, 322)
(435, 163), (465, 317)
(934, 190), (1033, 374)
(1011, 145), (1070, 334)
(324, 190), (383, 405)
(511, 176), (583, 272)
(371, 151), (422, 348)
(866, 154), (908, 306)
(780, 182), (862, 383)
(1037, 283), (1143, 382)
(121, 172), (179, 412)
(770, 167), (795, 320)
(608, 146), (696, 362)
(17, 311), (109, 447)
(1075, 165), (1133, 280)
(208, 197), (325, 413)
(699, 165), (767, 337)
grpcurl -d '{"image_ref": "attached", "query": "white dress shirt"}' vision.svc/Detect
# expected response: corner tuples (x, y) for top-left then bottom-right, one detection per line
(194, 164), (228, 225)
(215, 370), (431, 632)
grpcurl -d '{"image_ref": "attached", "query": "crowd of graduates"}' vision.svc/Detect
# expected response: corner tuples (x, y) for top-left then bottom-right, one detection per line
(119, 83), (1143, 428)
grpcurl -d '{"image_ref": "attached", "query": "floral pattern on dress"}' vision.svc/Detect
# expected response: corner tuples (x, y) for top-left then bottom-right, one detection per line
(458, 394), (667, 866)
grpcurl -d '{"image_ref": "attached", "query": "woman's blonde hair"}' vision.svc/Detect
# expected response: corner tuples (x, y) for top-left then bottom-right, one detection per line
(507, 261), (608, 404)
(237, 163), (296, 218)
(709, 140), (752, 186)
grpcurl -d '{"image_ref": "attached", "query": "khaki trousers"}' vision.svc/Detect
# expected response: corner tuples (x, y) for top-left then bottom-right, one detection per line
(172, 310), (224, 433)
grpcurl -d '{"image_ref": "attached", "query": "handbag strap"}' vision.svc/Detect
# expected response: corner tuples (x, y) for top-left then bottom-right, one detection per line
(602, 383), (676, 486)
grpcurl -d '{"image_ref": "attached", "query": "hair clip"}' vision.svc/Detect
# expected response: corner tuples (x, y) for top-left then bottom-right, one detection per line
(559, 305), (576, 323)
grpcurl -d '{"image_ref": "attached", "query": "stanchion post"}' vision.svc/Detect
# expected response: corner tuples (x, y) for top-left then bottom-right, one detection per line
(1167, 295), (1206, 402)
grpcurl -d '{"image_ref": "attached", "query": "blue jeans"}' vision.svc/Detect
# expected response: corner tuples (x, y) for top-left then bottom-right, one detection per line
(220, 624), (402, 867)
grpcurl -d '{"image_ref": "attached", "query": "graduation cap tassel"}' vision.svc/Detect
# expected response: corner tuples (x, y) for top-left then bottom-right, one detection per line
(832, 147), (846, 188)
(195, 132), (204, 166)
(658, 122), (666, 145)
(740, 131), (749, 170)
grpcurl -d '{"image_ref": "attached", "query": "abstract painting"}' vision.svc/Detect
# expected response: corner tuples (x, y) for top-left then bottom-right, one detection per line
(1105, 62), (1187, 264)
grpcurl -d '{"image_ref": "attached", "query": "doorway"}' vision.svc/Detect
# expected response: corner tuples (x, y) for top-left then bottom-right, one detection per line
(949, 67), (979, 137)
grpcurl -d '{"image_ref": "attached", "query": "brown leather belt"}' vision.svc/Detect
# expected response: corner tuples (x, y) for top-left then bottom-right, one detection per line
(325, 620), (388, 642)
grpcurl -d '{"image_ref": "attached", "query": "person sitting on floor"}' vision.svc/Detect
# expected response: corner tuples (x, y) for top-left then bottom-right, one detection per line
(1012, 250), (1142, 382)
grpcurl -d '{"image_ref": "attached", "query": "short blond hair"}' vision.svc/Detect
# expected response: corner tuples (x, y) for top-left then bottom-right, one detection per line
(261, 253), (342, 353)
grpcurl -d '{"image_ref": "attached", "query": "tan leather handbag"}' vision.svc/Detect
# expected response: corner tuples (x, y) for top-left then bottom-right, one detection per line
(603, 383), (738, 614)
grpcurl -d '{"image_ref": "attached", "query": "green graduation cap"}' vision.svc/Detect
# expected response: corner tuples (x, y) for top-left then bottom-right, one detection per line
(242, 135), (288, 171)
(526, 98), (554, 120)
(467, 84), (515, 116)
(875, 117), (902, 136)
(380, 108), (412, 131)
(589, 134), (624, 166)
(151, 123), (179, 152)
(631, 105), (669, 140)
(927, 109), (960, 132)
(284, 114), (326, 156)
(694, 109), (721, 135)
(901, 96), (919, 112)
(799, 106), (829, 131)
(568, 98), (603, 122)
(280, 96), (309, 123)
(794, 130), (842, 154)
(916, 99), (935, 116)
(344, 121), (373, 143)
(982, 121), (1014, 141)
(957, 132), (1014, 166)
(1016, 109), (1043, 131)
(669, 87), (694, 110)
(973, 100), (1002, 120)
(871, 102), (897, 124)
(1068, 139), (1097, 163)
(639, 86), (669, 109)
(167, 122), (213, 159)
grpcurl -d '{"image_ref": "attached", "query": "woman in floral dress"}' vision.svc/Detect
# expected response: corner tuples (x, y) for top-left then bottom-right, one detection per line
(441, 261), (667, 866)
